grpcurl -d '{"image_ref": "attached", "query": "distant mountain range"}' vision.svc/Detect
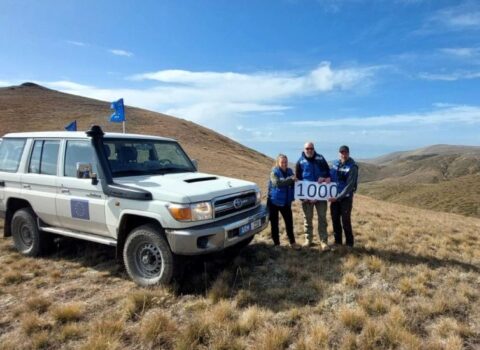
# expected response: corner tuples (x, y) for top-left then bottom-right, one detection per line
(357, 145), (480, 218)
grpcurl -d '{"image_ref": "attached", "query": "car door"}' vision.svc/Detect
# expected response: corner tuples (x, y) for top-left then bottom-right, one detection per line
(21, 139), (62, 226)
(55, 139), (108, 236)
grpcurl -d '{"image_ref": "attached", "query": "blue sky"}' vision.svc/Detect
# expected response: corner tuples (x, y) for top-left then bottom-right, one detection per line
(1, 0), (480, 161)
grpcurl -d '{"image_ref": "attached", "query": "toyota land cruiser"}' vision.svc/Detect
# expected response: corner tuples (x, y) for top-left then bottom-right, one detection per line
(0, 126), (268, 286)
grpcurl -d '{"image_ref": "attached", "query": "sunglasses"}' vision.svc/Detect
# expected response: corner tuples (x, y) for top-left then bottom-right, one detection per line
(340, 150), (349, 154)
(305, 147), (314, 151)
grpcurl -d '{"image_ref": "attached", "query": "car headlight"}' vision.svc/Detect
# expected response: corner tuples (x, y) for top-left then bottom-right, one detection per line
(256, 190), (261, 205)
(168, 201), (213, 221)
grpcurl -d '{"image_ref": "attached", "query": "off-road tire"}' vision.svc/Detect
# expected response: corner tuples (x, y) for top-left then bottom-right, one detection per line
(123, 224), (174, 286)
(11, 208), (50, 256)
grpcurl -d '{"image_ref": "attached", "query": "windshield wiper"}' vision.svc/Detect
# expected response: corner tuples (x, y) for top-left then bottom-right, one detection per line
(112, 169), (149, 177)
(150, 167), (194, 175)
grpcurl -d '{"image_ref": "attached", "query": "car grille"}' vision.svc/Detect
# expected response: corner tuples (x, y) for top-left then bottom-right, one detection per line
(214, 192), (257, 218)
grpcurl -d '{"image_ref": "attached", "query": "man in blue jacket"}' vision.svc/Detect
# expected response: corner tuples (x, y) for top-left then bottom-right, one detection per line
(329, 145), (358, 247)
(295, 142), (331, 250)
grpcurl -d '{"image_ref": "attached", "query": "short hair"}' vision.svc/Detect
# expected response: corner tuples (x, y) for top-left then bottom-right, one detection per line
(275, 153), (288, 167)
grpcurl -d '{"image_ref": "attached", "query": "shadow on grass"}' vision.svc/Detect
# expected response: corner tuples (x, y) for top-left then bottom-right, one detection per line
(174, 241), (346, 311)
(47, 237), (123, 275)
(26, 237), (345, 311)
(355, 246), (480, 273)
(6, 234), (477, 312)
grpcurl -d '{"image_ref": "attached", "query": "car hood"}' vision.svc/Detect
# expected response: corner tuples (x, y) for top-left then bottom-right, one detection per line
(113, 172), (258, 203)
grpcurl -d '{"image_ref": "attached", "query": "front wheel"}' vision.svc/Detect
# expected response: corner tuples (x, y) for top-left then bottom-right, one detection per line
(123, 225), (174, 286)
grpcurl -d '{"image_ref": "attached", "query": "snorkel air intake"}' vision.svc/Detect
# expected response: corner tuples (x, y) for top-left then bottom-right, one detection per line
(87, 125), (152, 201)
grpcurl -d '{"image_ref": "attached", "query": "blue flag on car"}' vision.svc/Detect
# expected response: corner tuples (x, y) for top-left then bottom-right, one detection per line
(110, 98), (125, 123)
(65, 120), (77, 131)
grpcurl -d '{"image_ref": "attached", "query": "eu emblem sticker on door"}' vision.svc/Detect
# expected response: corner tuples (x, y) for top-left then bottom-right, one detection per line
(70, 199), (90, 220)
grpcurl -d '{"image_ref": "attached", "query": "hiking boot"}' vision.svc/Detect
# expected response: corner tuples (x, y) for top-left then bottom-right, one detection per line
(290, 243), (301, 250)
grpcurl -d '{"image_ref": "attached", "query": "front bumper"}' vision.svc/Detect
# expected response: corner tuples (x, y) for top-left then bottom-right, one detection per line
(165, 204), (268, 255)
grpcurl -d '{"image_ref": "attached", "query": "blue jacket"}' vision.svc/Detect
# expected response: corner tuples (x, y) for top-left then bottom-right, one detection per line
(330, 158), (358, 199)
(269, 167), (295, 206)
(295, 152), (330, 181)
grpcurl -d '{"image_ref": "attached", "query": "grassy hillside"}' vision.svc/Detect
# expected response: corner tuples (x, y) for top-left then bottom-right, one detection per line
(0, 196), (479, 349)
(359, 174), (480, 218)
(357, 145), (480, 218)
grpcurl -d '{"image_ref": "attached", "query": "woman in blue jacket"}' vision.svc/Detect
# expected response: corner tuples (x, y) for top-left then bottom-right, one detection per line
(268, 154), (300, 249)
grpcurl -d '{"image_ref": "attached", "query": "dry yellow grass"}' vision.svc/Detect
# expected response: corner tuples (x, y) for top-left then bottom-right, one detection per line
(51, 302), (85, 323)
(0, 194), (479, 349)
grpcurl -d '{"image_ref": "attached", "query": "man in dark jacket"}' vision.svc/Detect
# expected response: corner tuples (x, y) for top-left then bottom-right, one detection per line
(295, 141), (331, 250)
(329, 145), (358, 247)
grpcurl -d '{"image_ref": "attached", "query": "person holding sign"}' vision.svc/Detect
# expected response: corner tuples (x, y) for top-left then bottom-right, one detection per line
(268, 154), (300, 250)
(295, 142), (331, 250)
(328, 145), (358, 247)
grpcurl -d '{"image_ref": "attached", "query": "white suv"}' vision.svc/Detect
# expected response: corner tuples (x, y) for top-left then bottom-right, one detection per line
(0, 126), (268, 286)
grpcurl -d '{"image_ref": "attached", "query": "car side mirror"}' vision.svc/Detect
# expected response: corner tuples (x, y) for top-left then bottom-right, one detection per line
(76, 163), (93, 179)
(77, 163), (99, 185)
(191, 159), (198, 170)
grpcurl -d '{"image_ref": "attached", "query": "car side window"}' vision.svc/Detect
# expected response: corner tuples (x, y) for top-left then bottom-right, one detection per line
(29, 141), (42, 173)
(41, 141), (60, 175)
(0, 138), (26, 172)
(64, 140), (97, 177)
(28, 140), (60, 175)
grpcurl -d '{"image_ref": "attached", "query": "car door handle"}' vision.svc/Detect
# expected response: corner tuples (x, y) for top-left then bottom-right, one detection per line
(23, 184), (31, 189)
(86, 193), (101, 198)
(61, 188), (70, 194)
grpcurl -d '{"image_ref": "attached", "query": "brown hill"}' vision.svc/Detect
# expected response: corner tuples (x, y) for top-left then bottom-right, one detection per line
(357, 145), (480, 218)
(360, 174), (480, 218)
(0, 82), (273, 191)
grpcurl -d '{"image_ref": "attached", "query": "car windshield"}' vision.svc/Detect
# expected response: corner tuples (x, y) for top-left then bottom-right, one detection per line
(103, 138), (195, 177)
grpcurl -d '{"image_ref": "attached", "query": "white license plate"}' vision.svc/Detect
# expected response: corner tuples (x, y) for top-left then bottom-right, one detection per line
(239, 219), (261, 236)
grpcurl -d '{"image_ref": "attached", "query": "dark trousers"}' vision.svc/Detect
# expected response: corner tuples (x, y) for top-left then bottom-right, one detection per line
(269, 202), (295, 245)
(330, 196), (354, 246)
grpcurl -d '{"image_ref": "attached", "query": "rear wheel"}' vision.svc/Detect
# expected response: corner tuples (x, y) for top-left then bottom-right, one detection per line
(11, 208), (51, 256)
(123, 224), (174, 286)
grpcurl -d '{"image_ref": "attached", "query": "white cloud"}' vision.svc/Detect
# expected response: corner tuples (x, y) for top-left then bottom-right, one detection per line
(44, 80), (95, 91)
(40, 62), (376, 123)
(421, 3), (480, 32)
(0, 80), (13, 87)
(66, 40), (87, 47)
(109, 49), (134, 57)
(440, 47), (480, 58)
(130, 61), (376, 103)
(289, 105), (480, 127)
(234, 103), (480, 160)
(419, 71), (480, 81)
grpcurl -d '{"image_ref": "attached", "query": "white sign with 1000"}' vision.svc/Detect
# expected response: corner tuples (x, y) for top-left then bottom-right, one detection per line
(294, 181), (338, 201)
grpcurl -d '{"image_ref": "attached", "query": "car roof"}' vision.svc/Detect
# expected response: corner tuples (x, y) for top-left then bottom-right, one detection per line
(2, 131), (176, 142)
